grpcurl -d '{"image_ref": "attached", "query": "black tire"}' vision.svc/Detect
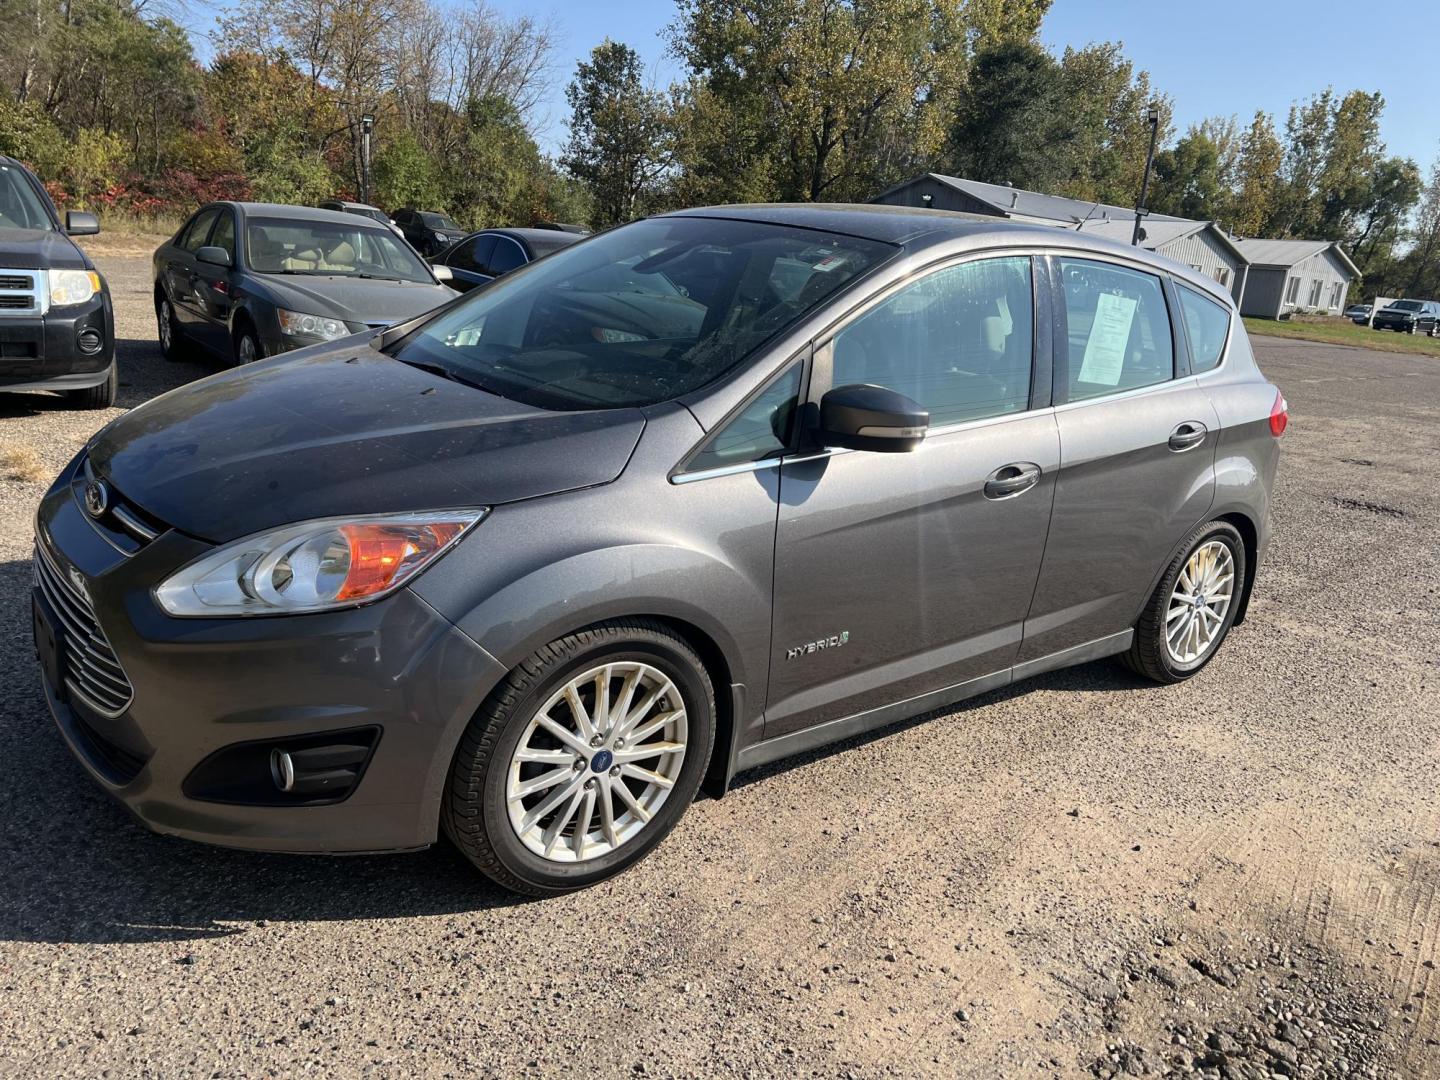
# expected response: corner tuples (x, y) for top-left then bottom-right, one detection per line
(156, 293), (184, 361)
(1121, 520), (1247, 684)
(233, 322), (262, 366)
(444, 619), (715, 896)
(64, 364), (117, 410)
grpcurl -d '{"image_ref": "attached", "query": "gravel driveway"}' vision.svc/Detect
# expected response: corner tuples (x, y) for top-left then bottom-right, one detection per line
(0, 252), (1436, 1077)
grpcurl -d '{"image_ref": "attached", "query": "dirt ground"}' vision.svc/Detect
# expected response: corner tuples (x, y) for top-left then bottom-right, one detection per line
(0, 254), (1436, 1078)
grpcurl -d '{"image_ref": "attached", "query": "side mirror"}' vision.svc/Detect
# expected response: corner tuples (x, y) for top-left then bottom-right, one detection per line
(196, 246), (232, 268)
(432, 264), (454, 283)
(65, 211), (100, 236)
(819, 383), (928, 453)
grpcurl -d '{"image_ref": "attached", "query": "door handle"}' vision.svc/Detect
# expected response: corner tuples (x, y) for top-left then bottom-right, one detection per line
(983, 462), (1041, 499)
(1167, 422), (1208, 452)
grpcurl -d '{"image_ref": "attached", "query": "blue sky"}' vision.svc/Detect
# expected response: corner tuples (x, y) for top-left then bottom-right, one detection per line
(188, 0), (1439, 168)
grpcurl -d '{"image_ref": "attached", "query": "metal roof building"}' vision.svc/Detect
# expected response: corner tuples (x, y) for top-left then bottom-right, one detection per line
(1230, 238), (1362, 319)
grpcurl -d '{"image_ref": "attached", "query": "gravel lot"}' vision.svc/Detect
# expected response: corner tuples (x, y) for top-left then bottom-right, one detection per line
(0, 251), (1437, 1078)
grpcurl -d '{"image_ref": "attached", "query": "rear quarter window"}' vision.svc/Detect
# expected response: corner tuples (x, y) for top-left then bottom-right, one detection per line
(1176, 284), (1231, 373)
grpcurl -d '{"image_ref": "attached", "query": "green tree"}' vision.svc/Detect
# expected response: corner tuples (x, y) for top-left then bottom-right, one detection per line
(562, 40), (671, 229)
(1150, 128), (1223, 220)
(1054, 43), (1171, 206)
(947, 40), (1065, 191)
(1231, 110), (1283, 236)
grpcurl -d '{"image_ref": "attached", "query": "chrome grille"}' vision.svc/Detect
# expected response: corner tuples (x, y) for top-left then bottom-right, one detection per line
(0, 268), (43, 316)
(33, 541), (134, 718)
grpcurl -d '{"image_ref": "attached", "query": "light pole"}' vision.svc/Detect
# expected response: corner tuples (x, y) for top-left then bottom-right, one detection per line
(1132, 101), (1160, 246)
(360, 113), (375, 205)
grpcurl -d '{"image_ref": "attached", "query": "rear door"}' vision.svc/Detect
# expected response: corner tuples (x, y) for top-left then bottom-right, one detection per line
(1018, 256), (1219, 664)
(766, 253), (1059, 738)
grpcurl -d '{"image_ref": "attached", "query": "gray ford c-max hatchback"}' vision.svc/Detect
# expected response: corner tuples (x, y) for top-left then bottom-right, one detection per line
(34, 205), (1283, 895)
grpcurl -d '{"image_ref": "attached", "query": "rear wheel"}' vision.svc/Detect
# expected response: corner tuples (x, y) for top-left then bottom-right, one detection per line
(157, 295), (183, 360)
(1122, 520), (1246, 684)
(64, 364), (117, 410)
(444, 620), (714, 896)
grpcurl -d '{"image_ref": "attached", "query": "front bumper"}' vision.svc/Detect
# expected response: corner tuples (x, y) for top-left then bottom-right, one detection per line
(34, 456), (508, 854)
(0, 288), (113, 389)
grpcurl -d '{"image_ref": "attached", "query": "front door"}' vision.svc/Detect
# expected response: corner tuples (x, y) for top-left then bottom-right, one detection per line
(1018, 256), (1220, 662)
(766, 255), (1059, 739)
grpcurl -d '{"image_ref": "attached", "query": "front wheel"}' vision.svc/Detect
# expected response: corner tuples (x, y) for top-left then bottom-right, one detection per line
(233, 324), (262, 365)
(444, 620), (715, 895)
(1121, 520), (1247, 684)
(64, 364), (117, 410)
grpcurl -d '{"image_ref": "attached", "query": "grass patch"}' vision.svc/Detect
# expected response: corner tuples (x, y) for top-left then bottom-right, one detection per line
(1243, 316), (1440, 357)
(1, 444), (48, 483)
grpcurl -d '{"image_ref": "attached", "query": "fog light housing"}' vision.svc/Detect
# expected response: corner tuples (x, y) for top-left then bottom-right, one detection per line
(76, 326), (104, 354)
(183, 726), (381, 806)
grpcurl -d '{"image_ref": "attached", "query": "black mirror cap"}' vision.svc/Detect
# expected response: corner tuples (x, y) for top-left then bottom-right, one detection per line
(196, 245), (233, 268)
(819, 383), (929, 453)
(65, 211), (100, 236)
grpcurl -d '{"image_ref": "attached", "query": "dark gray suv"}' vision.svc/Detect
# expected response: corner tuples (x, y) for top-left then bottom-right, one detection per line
(35, 205), (1283, 895)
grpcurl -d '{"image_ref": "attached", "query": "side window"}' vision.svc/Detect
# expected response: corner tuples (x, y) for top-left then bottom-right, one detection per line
(1058, 258), (1174, 403)
(180, 209), (219, 253)
(451, 235), (494, 273)
(489, 238), (526, 276)
(208, 212), (236, 261)
(1177, 284), (1231, 374)
(685, 362), (803, 473)
(830, 256), (1033, 427)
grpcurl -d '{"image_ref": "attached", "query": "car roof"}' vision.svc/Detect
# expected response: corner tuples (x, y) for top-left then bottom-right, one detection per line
(481, 228), (584, 245)
(665, 203), (1238, 308)
(217, 202), (391, 230)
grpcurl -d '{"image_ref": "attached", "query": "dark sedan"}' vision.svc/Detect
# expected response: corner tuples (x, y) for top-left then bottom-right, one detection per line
(392, 208), (465, 257)
(154, 202), (457, 365)
(430, 227), (585, 291)
(1371, 298), (1440, 335)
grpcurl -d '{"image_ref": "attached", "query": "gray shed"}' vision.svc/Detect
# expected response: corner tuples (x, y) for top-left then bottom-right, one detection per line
(870, 173), (1191, 228)
(1231, 238), (1360, 319)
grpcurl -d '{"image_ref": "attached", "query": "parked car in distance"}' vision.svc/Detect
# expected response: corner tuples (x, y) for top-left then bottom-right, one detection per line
(317, 200), (402, 235)
(1370, 298), (1440, 335)
(1343, 303), (1371, 324)
(153, 202), (457, 366)
(0, 155), (115, 408)
(431, 227), (586, 291)
(43, 206), (1284, 896)
(392, 207), (465, 257)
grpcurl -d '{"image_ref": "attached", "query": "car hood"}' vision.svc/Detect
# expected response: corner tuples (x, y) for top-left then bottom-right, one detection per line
(254, 273), (456, 326)
(0, 228), (88, 270)
(87, 344), (645, 543)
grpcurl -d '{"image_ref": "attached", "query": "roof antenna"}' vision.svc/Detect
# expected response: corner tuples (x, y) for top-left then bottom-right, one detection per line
(1075, 198), (1104, 231)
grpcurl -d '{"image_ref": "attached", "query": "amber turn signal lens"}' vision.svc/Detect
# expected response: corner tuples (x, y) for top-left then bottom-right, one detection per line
(334, 521), (468, 601)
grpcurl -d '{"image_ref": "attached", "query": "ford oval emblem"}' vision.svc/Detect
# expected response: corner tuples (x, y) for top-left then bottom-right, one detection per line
(83, 479), (109, 519)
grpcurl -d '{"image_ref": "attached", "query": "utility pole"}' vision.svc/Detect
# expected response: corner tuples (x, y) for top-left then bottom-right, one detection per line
(1132, 102), (1160, 246)
(360, 113), (375, 204)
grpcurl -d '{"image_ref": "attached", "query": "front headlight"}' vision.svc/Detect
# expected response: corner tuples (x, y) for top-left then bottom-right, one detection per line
(277, 308), (350, 340)
(48, 269), (102, 307)
(154, 510), (486, 617)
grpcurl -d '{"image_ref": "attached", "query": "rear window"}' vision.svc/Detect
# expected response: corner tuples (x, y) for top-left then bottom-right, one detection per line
(1059, 259), (1174, 402)
(391, 216), (893, 410)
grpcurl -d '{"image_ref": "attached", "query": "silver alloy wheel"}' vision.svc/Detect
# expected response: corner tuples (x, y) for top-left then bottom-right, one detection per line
(237, 332), (258, 364)
(1165, 539), (1235, 664)
(506, 661), (688, 863)
(158, 300), (173, 351)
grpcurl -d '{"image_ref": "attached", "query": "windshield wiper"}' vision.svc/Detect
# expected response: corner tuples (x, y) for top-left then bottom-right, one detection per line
(393, 356), (492, 393)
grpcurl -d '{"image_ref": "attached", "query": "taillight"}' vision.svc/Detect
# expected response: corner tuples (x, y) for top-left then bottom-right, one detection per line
(1269, 389), (1288, 437)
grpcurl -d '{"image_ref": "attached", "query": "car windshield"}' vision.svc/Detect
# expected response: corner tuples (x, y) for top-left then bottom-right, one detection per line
(246, 218), (434, 282)
(1391, 300), (1424, 311)
(388, 216), (894, 410)
(422, 212), (460, 230)
(0, 163), (55, 231)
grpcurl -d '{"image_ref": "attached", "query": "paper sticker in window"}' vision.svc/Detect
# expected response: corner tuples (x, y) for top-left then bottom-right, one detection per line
(1077, 292), (1136, 386)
